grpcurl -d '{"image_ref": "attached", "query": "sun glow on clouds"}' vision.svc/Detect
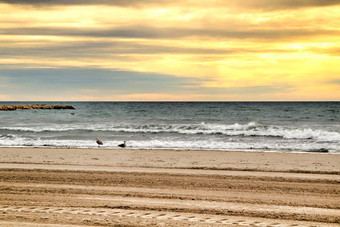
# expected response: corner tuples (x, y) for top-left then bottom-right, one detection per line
(0, 1), (339, 101)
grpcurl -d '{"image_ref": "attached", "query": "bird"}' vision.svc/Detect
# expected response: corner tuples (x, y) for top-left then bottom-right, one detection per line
(96, 137), (103, 147)
(118, 141), (126, 148)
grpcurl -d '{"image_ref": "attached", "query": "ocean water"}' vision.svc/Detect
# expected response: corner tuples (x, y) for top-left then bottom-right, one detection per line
(0, 102), (339, 153)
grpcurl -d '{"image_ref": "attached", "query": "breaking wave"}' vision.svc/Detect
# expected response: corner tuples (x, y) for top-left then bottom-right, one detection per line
(1, 122), (339, 142)
(0, 134), (338, 153)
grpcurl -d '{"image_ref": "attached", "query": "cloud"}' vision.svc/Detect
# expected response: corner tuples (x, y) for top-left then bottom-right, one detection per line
(0, 39), (293, 60)
(2, 26), (339, 41)
(0, 0), (157, 6)
(193, 85), (294, 95)
(0, 0), (173, 8)
(311, 47), (340, 56)
(1, 1), (339, 101)
(1, 0), (339, 10)
(0, 67), (292, 101)
(228, 0), (340, 11)
(328, 79), (340, 85)
(0, 68), (206, 96)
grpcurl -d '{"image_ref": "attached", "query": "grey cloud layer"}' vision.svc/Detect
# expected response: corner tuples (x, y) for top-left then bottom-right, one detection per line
(2, 26), (339, 41)
(0, 68), (204, 97)
(1, 0), (339, 10)
(0, 68), (288, 97)
(0, 0), (162, 7)
(0, 39), (292, 59)
(229, 0), (340, 10)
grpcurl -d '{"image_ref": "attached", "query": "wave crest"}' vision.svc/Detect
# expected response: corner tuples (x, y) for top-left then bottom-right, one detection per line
(0, 122), (339, 142)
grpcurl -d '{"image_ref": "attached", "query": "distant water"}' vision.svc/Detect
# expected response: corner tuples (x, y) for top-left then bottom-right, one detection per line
(0, 102), (339, 153)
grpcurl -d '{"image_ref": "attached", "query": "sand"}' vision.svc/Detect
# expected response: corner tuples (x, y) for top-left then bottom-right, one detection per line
(0, 147), (339, 226)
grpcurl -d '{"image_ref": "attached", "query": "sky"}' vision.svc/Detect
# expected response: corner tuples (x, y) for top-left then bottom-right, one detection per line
(0, 0), (339, 101)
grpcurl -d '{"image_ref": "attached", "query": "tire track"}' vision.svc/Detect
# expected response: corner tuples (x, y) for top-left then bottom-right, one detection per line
(0, 205), (336, 227)
(78, 195), (340, 218)
(1, 168), (339, 226)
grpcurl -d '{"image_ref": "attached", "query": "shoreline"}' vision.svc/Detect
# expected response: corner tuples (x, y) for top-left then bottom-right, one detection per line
(0, 145), (337, 153)
(0, 147), (339, 174)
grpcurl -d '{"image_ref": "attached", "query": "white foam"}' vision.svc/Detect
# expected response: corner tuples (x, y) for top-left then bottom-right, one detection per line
(1, 121), (339, 142)
(1, 122), (339, 152)
(0, 135), (339, 153)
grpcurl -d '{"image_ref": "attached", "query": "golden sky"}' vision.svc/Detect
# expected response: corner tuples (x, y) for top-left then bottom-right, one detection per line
(0, 0), (339, 101)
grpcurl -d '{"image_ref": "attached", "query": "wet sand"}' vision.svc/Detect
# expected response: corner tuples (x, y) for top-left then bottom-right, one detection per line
(0, 147), (339, 226)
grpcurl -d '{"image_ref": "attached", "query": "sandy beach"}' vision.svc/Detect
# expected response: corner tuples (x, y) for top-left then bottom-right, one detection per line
(0, 147), (339, 226)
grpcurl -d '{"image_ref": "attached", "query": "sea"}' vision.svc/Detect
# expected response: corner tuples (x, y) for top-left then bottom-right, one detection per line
(0, 102), (339, 153)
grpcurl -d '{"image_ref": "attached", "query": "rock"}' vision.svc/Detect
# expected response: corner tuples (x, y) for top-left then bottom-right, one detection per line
(0, 104), (75, 111)
(309, 148), (329, 153)
(317, 148), (329, 153)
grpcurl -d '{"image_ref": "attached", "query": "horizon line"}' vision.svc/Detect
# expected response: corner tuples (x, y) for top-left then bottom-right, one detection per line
(1, 100), (339, 103)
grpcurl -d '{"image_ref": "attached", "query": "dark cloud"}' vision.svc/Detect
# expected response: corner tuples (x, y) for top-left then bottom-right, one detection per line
(0, 68), (206, 95)
(1, 26), (339, 41)
(1, 0), (339, 10)
(0, 39), (293, 60)
(229, 0), (340, 10)
(0, 0), (165, 7)
(0, 67), (292, 99)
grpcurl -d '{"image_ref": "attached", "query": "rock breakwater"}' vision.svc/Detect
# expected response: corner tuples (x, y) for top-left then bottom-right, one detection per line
(0, 104), (75, 111)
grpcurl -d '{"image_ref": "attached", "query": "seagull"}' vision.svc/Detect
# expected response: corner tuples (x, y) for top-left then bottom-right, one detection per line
(118, 141), (126, 148)
(96, 137), (103, 147)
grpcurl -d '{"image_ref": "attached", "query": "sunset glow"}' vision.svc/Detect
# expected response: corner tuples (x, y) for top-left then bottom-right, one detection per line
(0, 0), (339, 101)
